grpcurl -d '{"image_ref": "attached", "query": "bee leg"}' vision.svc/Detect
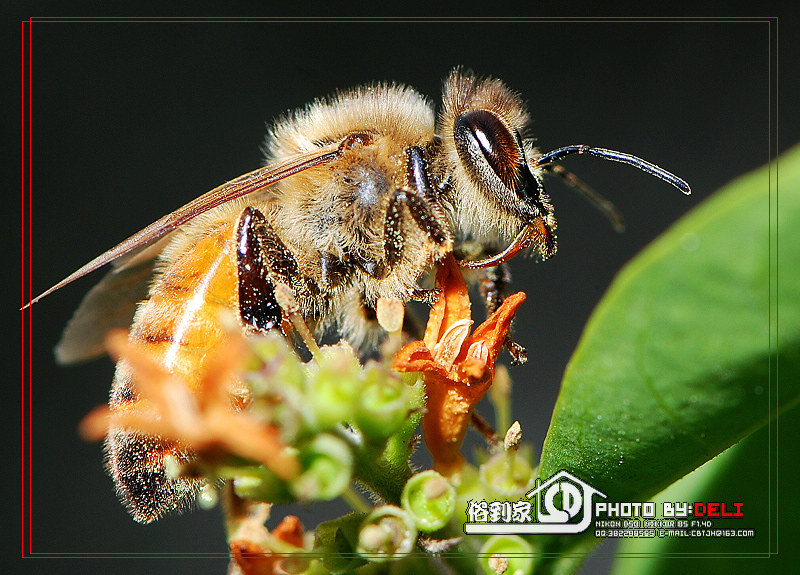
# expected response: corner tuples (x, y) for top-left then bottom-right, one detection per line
(410, 286), (441, 305)
(479, 262), (528, 366)
(404, 189), (451, 245)
(480, 261), (511, 316)
(384, 147), (452, 270)
(383, 192), (406, 270)
(238, 205), (322, 331)
(384, 188), (451, 270)
(236, 207), (284, 331)
(406, 146), (443, 205)
(350, 251), (389, 280)
(405, 147), (451, 243)
(320, 253), (351, 288)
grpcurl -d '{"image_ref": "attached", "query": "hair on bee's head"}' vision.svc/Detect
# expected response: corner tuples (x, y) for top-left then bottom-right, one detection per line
(438, 69), (556, 260)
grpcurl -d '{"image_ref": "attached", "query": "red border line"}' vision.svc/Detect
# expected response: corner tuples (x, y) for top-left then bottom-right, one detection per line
(21, 15), (780, 561)
(23, 552), (775, 558)
(24, 16), (776, 23)
(775, 15), (780, 556)
(767, 17), (773, 557)
(20, 17), (27, 560)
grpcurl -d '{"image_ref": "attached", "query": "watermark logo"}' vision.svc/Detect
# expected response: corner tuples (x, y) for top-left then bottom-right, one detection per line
(463, 470), (606, 534)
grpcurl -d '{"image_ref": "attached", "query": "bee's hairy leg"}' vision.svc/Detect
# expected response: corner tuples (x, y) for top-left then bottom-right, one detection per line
(479, 262), (528, 366)
(406, 145), (444, 205)
(237, 206), (321, 332)
(384, 187), (450, 269)
(480, 262), (511, 316)
(320, 253), (351, 288)
(410, 286), (441, 306)
(384, 148), (452, 271)
(236, 207), (283, 331)
(405, 146), (452, 245)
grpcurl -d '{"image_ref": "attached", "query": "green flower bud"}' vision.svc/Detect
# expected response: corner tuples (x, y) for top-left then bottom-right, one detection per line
(355, 366), (410, 440)
(480, 448), (535, 498)
(357, 505), (418, 561)
(314, 512), (367, 573)
(479, 535), (534, 575)
(231, 466), (294, 504)
(304, 343), (364, 431)
(248, 333), (306, 394)
(291, 434), (353, 501)
(401, 470), (456, 532)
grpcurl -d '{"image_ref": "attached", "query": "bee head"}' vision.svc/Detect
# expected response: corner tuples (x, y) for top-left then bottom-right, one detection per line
(439, 69), (557, 261)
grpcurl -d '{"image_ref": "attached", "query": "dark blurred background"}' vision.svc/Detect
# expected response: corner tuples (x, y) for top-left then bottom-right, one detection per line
(16, 14), (790, 575)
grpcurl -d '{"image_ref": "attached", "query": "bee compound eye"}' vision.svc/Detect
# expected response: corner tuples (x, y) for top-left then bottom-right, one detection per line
(454, 110), (520, 189)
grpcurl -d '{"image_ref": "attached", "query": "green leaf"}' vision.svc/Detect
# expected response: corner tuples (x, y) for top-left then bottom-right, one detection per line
(611, 403), (798, 573)
(538, 144), (799, 505)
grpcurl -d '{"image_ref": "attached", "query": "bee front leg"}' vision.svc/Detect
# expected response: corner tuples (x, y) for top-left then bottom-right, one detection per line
(479, 262), (528, 365)
(480, 261), (512, 316)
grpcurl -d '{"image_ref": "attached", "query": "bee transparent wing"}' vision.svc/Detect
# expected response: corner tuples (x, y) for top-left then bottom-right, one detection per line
(54, 243), (166, 364)
(25, 139), (350, 308)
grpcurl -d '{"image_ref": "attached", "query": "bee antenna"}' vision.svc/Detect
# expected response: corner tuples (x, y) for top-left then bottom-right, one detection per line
(535, 145), (692, 196)
(544, 163), (626, 232)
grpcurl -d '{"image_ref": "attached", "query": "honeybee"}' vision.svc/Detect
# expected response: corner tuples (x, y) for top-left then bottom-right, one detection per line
(28, 68), (689, 523)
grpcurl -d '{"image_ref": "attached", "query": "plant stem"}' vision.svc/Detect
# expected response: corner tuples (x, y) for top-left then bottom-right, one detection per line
(341, 486), (372, 514)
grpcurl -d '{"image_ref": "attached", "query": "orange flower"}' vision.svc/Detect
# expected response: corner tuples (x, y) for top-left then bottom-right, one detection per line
(230, 513), (306, 575)
(392, 254), (526, 476)
(80, 330), (299, 480)
(228, 502), (304, 575)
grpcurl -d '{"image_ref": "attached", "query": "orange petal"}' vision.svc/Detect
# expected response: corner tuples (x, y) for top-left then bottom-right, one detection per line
(420, 372), (469, 475)
(229, 540), (274, 575)
(423, 254), (471, 350)
(392, 340), (445, 377)
(457, 291), (526, 370)
(213, 413), (299, 480)
(272, 515), (304, 547)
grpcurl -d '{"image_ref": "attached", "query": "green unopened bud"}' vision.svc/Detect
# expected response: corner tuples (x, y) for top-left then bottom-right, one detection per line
(291, 434), (353, 501)
(356, 366), (410, 440)
(357, 506), (417, 561)
(304, 343), (363, 431)
(273, 557), (310, 575)
(479, 535), (534, 575)
(314, 512), (368, 572)
(247, 332), (306, 394)
(401, 470), (456, 532)
(480, 447), (535, 498)
(231, 465), (294, 504)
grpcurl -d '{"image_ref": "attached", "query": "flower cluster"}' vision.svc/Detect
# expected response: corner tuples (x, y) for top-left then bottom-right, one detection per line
(80, 254), (536, 573)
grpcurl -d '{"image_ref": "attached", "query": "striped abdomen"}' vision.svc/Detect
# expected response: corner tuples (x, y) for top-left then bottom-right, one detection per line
(107, 221), (239, 523)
